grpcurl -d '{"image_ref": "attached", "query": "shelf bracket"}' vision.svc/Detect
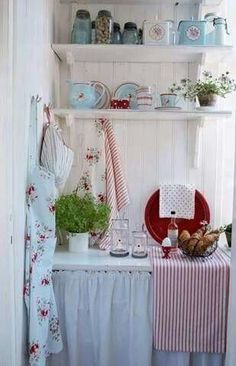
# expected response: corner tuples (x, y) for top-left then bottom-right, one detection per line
(65, 114), (76, 151)
(65, 114), (74, 128)
(191, 118), (205, 169)
(66, 51), (75, 66)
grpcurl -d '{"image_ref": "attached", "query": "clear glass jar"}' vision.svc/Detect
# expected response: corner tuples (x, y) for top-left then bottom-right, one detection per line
(122, 22), (139, 44)
(110, 219), (129, 257)
(71, 9), (92, 44)
(132, 231), (148, 258)
(95, 10), (113, 44)
(91, 20), (96, 44)
(112, 22), (122, 44)
(213, 17), (229, 45)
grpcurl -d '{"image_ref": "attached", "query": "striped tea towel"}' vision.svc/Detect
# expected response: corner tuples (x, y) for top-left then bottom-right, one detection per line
(41, 123), (74, 189)
(99, 118), (130, 249)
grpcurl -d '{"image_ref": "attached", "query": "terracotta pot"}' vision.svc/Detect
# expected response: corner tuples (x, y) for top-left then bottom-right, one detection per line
(198, 94), (218, 107)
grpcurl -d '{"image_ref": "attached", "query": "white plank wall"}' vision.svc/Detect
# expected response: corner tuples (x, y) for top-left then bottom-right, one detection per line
(12, 0), (59, 364)
(55, 0), (235, 235)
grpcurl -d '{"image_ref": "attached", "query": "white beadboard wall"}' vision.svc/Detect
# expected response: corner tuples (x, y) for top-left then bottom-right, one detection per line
(54, 1), (235, 234)
(12, 0), (59, 364)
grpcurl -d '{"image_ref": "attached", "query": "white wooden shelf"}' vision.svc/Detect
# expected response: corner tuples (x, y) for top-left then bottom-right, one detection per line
(54, 108), (233, 121)
(60, 0), (223, 5)
(52, 44), (233, 65)
(54, 108), (233, 169)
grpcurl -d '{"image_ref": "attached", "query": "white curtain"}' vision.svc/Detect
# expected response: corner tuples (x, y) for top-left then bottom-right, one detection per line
(48, 270), (225, 366)
(152, 351), (224, 366)
(48, 270), (152, 366)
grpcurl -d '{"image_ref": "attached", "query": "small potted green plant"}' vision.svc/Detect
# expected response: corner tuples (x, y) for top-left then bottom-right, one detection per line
(56, 192), (111, 253)
(170, 71), (236, 108)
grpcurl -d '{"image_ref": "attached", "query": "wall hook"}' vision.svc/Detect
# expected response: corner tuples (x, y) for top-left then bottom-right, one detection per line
(36, 95), (42, 103)
(44, 103), (52, 123)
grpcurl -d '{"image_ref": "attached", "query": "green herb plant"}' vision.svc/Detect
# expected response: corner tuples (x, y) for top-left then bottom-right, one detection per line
(170, 71), (236, 101)
(56, 192), (111, 234)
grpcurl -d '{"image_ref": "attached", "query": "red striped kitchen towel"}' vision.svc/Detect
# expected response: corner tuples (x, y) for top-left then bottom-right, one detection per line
(98, 118), (130, 249)
(149, 247), (230, 353)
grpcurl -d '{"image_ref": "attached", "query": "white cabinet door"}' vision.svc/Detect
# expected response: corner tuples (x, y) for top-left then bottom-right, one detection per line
(0, 0), (16, 365)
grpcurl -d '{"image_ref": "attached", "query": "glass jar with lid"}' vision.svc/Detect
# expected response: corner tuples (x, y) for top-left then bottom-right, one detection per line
(112, 22), (122, 44)
(71, 9), (92, 44)
(95, 10), (113, 44)
(132, 231), (148, 258)
(213, 17), (230, 45)
(110, 219), (129, 257)
(122, 22), (139, 44)
(91, 20), (96, 44)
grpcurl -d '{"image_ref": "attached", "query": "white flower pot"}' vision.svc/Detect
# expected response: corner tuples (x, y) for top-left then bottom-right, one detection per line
(68, 232), (89, 253)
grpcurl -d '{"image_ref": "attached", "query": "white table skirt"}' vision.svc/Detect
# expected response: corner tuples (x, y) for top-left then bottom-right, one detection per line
(48, 270), (225, 366)
(48, 270), (153, 366)
(152, 350), (224, 366)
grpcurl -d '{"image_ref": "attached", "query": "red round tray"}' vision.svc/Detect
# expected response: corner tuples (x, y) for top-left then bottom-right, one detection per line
(145, 189), (210, 244)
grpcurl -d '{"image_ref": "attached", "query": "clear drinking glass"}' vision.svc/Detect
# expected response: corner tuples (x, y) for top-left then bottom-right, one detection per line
(110, 219), (129, 257)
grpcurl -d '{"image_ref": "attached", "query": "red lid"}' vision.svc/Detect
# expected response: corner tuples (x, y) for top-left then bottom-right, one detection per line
(145, 189), (210, 244)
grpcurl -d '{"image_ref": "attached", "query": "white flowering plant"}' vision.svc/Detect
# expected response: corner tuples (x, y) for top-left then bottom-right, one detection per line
(170, 71), (236, 101)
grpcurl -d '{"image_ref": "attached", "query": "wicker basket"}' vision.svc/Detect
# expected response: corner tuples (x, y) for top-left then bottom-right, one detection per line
(179, 238), (218, 258)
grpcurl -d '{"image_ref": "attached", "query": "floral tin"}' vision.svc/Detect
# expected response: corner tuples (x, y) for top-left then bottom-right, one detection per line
(143, 20), (173, 45)
(178, 20), (207, 46)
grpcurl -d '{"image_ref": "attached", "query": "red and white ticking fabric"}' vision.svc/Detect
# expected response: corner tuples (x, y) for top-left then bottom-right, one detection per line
(149, 247), (230, 353)
(100, 118), (130, 248)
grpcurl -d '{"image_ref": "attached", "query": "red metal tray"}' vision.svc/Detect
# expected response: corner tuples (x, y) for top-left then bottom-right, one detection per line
(145, 189), (210, 244)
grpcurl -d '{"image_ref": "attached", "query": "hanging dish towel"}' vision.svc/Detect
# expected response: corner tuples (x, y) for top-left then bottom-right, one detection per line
(41, 121), (74, 190)
(69, 118), (129, 249)
(159, 184), (195, 219)
(24, 97), (63, 366)
(100, 118), (130, 249)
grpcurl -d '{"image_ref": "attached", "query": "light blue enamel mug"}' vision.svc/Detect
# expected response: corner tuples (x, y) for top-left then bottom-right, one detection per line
(67, 81), (105, 109)
(160, 93), (179, 108)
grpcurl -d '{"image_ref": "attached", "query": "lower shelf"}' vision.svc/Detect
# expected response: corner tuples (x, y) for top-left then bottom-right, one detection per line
(53, 108), (233, 121)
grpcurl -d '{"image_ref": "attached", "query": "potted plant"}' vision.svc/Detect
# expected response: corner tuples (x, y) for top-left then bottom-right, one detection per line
(170, 71), (236, 108)
(56, 192), (111, 253)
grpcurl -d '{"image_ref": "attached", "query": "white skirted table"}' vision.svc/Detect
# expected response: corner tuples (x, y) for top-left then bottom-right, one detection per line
(48, 244), (229, 366)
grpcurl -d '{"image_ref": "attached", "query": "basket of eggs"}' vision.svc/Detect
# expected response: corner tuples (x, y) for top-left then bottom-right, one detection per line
(178, 222), (224, 258)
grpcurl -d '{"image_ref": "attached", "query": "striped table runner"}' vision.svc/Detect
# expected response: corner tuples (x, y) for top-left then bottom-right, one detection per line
(149, 247), (230, 353)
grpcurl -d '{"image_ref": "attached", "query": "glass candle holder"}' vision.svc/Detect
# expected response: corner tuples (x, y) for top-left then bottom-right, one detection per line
(132, 231), (148, 258)
(110, 219), (129, 257)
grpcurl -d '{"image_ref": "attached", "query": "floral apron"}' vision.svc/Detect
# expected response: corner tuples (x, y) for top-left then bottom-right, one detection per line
(24, 97), (62, 366)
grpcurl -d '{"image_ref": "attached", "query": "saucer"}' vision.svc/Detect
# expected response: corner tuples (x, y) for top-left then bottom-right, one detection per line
(195, 106), (217, 112)
(156, 107), (182, 111)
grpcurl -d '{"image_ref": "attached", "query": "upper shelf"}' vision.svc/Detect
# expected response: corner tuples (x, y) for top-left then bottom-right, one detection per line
(52, 44), (233, 65)
(60, 0), (223, 5)
(54, 108), (233, 121)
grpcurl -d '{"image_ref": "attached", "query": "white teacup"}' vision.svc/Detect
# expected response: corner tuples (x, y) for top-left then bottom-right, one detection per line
(160, 93), (179, 108)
